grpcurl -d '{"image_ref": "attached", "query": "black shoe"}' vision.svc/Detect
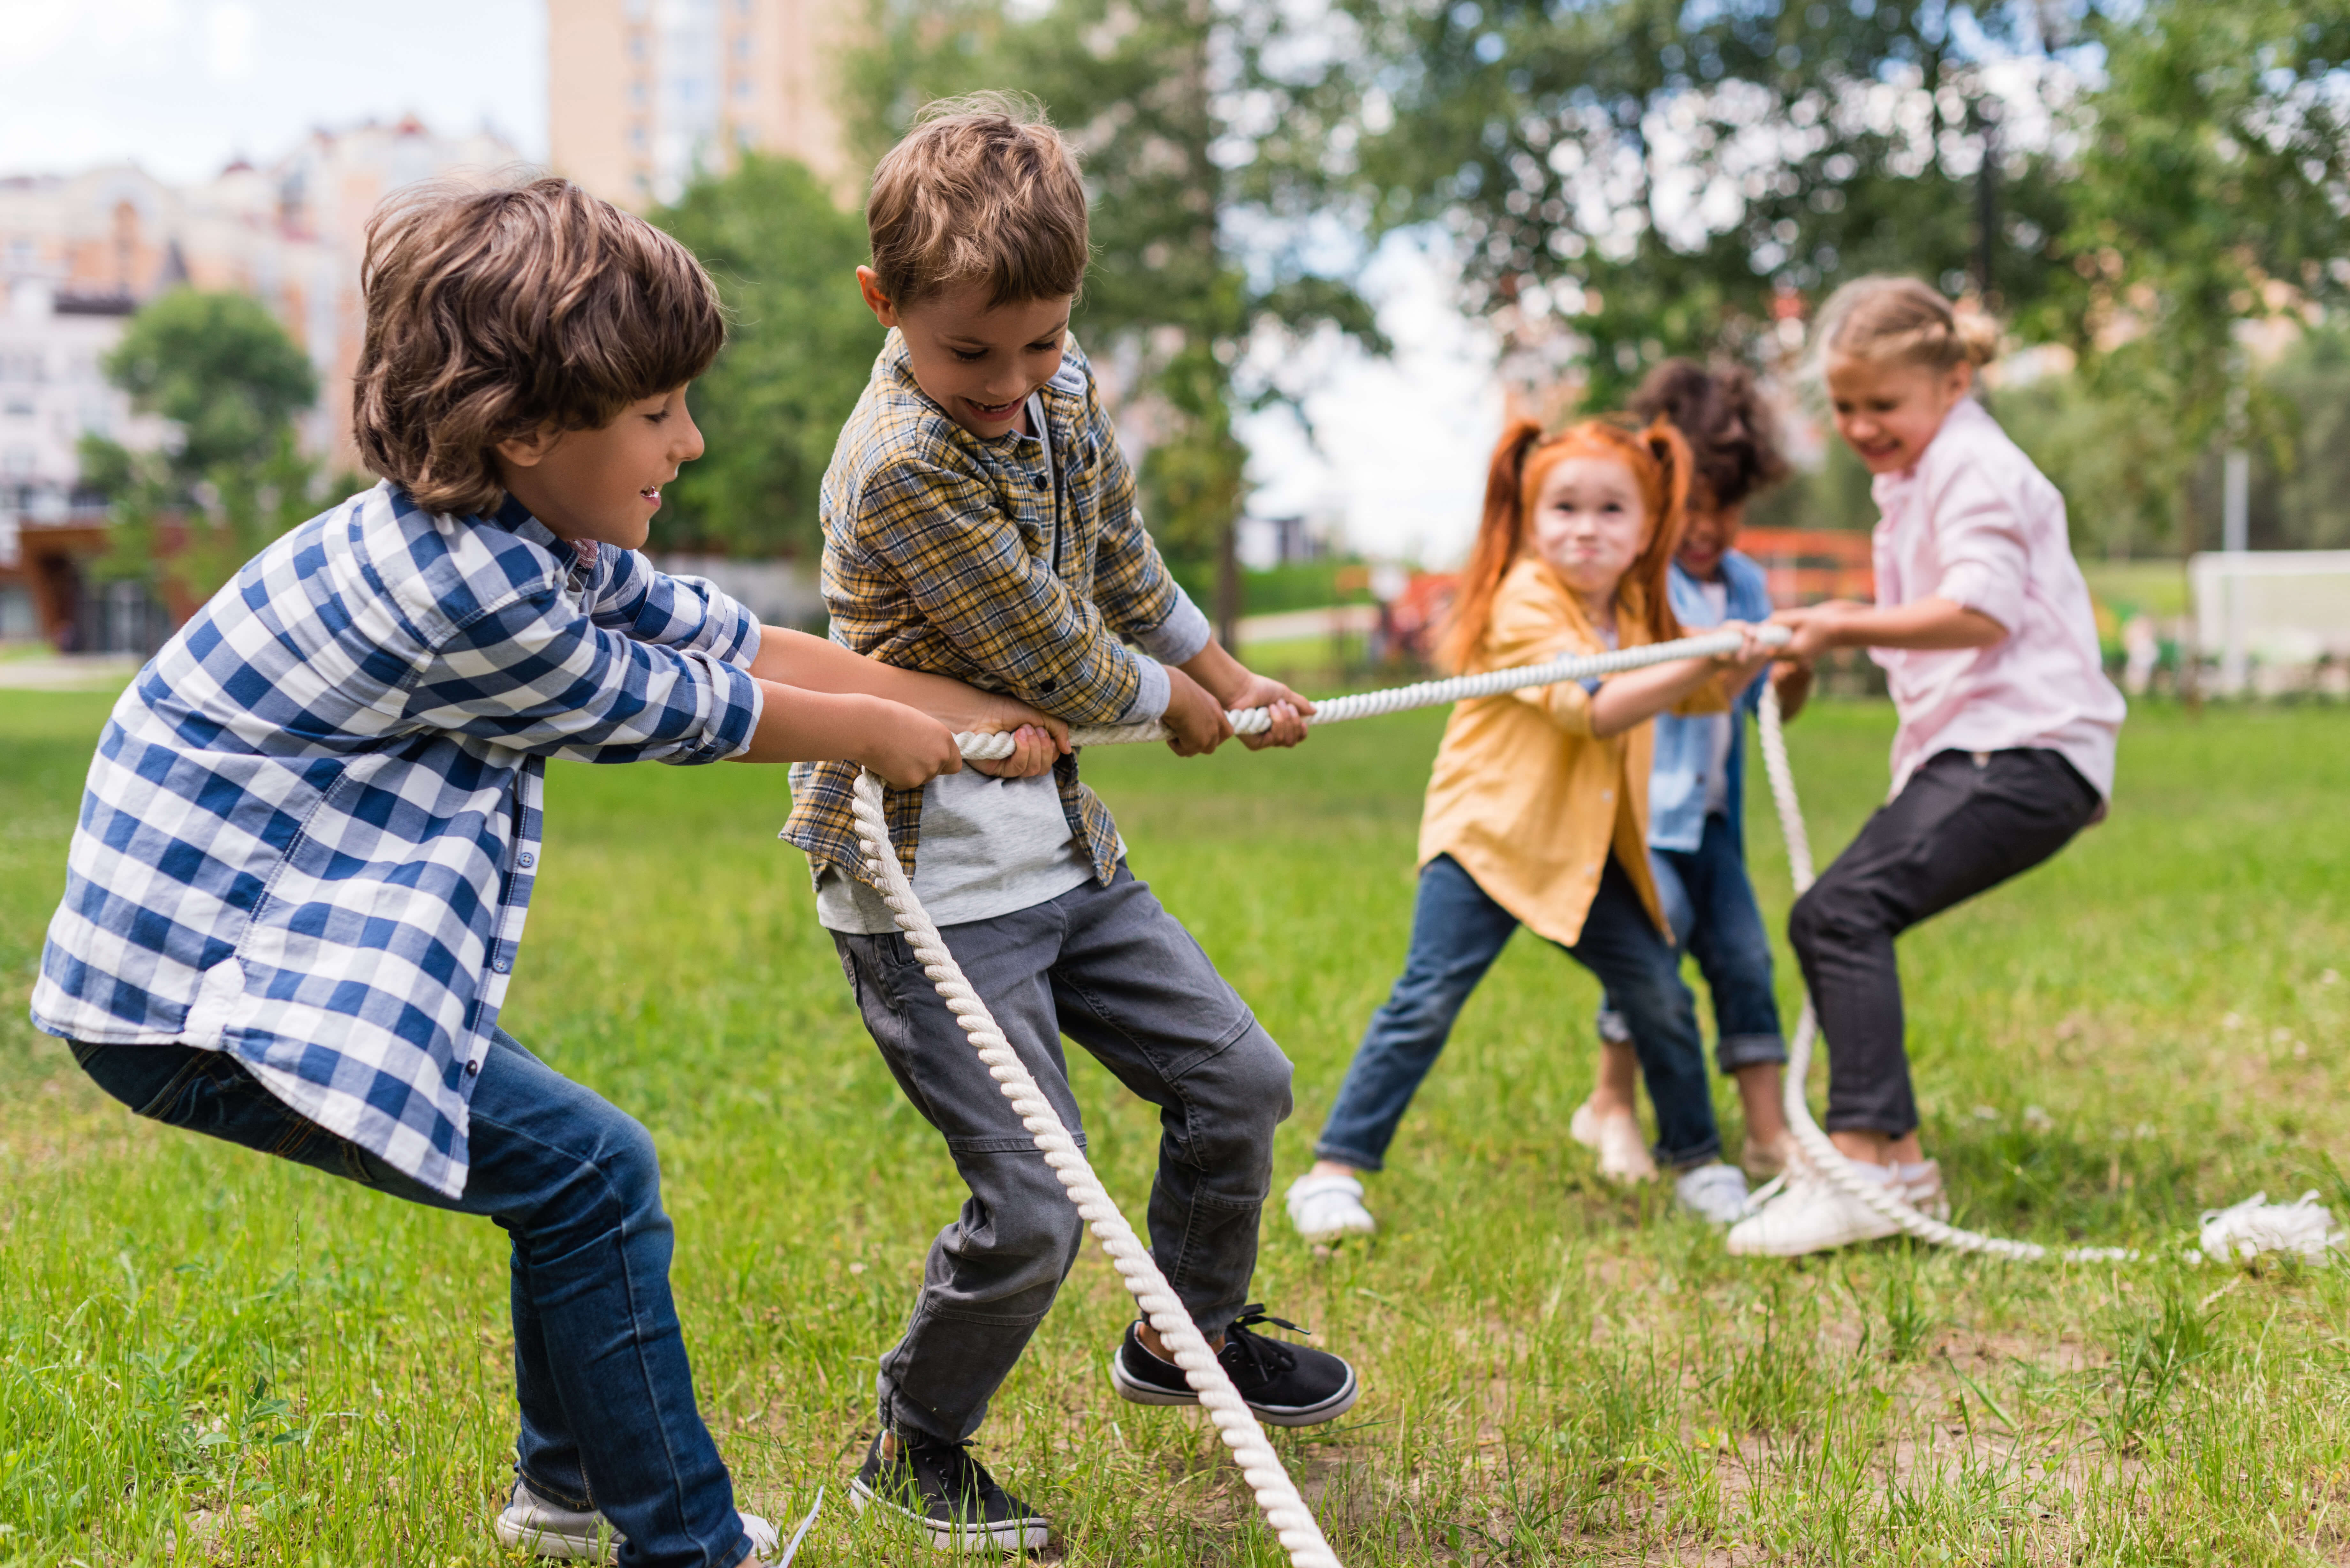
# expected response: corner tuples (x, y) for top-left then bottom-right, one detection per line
(848, 1428), (1050, 1553)
(1108, 1304), (1360, 1428)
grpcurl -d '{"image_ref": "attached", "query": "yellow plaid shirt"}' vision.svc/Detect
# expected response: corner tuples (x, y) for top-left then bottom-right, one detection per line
(785, 331), (1190, 887)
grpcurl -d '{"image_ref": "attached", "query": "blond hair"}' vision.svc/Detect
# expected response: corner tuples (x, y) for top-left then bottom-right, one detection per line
(352, 177), (724, 518)
(1812, 276), (2001, 373)
(865, 92), (1090, 308)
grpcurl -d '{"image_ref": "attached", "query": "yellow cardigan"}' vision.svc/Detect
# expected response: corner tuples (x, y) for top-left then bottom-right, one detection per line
(1417, 556), (1725, 948)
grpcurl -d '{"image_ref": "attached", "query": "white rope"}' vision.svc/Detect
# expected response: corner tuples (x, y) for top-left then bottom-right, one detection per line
(847, 768), (1343, 1568)
(953, 626), (1789, 758)
(1753, 683), (2335, 1265)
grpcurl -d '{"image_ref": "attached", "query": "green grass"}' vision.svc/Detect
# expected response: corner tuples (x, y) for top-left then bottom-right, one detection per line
(4, 690), (2349, 1565)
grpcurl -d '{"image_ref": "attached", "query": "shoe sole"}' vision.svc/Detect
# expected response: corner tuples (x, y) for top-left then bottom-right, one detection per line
(1289, 1215), (1376, 1243)
(1108, 1353), (1361, 1428)
(493, 1516), (617, 1563)
(847, 1478), (1049, 1553)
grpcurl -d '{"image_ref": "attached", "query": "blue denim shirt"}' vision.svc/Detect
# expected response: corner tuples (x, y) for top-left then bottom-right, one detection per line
(1648, 550), (1773, 855)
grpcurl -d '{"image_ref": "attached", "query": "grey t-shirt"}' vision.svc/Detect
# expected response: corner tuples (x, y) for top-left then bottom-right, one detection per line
(816, 391), (1210, 933)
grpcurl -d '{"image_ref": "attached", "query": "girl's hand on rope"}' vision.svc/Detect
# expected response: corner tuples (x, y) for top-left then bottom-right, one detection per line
(1162, 666), (1236, 756)
(1221, 671), (1315, 750)
(1711, 620), (1778, 689)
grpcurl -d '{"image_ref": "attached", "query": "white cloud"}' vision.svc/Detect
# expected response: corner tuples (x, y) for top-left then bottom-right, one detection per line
(0, 0), (78, 68)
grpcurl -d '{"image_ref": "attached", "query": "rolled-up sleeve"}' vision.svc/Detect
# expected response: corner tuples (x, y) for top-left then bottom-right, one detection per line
(405, 588), (762, 764)
(588, 548), (764, 668)
(1486, 580), (1598, 736)
(1927, 468), (2027, 633)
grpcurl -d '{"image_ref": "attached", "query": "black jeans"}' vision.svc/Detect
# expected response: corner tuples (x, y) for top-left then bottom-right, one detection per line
(1788, 748), (2101, 1137)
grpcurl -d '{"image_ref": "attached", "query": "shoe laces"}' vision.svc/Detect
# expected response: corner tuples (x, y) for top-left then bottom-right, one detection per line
(898, 1431), (1000, 1506)
(1220, 1304), (1307, 1383)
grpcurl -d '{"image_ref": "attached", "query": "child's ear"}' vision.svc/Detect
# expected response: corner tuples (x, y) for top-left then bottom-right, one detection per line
(494, 425), (562, 470)
(856, 267), (900, 328)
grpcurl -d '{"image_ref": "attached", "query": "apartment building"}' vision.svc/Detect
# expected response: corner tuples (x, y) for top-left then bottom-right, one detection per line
(548, 0), (849, 209)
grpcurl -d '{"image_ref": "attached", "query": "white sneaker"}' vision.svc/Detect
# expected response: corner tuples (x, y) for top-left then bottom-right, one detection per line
(1570, 1099), (1658, 1182)
(1285, 1172), (1377, 1241)
(494, 1480), (780, 1563)
(1725, 1165), (1903, 1257)
(1899, 1159), (1951, 1221)
(1675, 1162), (1750, 1224)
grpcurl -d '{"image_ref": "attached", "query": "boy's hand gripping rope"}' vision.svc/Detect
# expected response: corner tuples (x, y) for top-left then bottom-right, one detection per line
(846, 629), (1778, 1568)
(1751, 684), (2342, 1264)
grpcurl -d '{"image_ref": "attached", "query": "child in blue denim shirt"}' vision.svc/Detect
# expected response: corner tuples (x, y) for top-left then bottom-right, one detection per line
(1578, 362), (1814, 1184)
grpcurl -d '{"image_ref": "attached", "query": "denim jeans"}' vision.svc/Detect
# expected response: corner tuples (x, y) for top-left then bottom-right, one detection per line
(69, 1031), (750, 1568)
(1790, 747), (2099, 1136)
(832, 864), (1293, 1446)
(1596, 812), (1787, 1074)
(1315, 854), (1722, 1172)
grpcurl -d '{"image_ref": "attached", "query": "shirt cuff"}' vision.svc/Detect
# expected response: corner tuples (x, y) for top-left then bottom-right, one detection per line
(1935, 561), (2021, 633)
(1129, 587), (1212, 666)
(1118, 652), (1172, 724)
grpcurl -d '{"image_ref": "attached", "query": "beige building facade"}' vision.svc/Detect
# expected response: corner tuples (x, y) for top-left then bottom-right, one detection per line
(548, 0), (849, 210)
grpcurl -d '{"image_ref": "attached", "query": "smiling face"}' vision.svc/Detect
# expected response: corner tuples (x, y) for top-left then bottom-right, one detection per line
(1528, 453), (1654, 607)
(858, 269), (1072, 439)
(492, 385), (703, 550)
(1674, 484), (1743, 581)
(1824, 353), (1974, 476)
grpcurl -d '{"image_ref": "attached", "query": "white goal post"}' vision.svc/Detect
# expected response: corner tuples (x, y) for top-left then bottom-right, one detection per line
(2188, 549), (2350, 695)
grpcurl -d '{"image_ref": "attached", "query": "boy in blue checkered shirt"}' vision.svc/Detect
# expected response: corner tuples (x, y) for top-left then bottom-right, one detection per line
(31, 177), (1061, 1568)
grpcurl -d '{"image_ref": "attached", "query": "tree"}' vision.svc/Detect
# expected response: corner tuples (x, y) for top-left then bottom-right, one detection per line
(1256, 0), (2083, 408)
(83, 288), (322, 606)
(651, 155), (883, 558)
(2050, 0), (2350, 556)
(844, 0), (1382, 626)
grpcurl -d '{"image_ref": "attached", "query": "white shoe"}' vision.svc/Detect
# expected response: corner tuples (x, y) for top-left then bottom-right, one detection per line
(1740, 1134), (1792, 1180)
(494, 1480), (780, 1563)
(1570, 1099), (1658, 1182)
(1899, 1159), (1951, 1221)
(1725, 1165), (1903, 1257)
(1285, 1172), (1377, 1241)
(1675, 1162), (1750, 1224)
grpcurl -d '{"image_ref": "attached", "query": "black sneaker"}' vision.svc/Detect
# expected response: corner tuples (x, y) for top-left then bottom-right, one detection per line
(848, 1428), (1050, 1553)
(1108, 1305), (1360, 1428)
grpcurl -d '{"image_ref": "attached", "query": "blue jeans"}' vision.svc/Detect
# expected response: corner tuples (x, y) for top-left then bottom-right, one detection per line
(1315, 854), (1722, 1172)
(69, 1031), (750, 1568)
(1597, 812), (1787, 1074)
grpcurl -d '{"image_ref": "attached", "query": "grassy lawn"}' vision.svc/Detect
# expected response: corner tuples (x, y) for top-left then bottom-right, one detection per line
(4, 689), (2348, 1565)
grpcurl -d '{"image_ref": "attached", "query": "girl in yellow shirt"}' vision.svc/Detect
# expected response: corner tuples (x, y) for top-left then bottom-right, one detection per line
(1287, 417), (1774, 1238)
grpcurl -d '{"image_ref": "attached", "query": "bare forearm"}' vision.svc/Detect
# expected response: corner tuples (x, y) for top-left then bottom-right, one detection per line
(750, 625), (1018, 731)
(732, 682), (918, 766)
(1821, 598), (2005, 652)
(1177, 638), (1251, 706)
(1773, 662), (1814, 722)
(1588, 659), (1721, 738)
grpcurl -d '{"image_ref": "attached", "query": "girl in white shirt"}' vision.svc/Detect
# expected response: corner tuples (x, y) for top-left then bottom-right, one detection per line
(1729, 276), (2126, 1258)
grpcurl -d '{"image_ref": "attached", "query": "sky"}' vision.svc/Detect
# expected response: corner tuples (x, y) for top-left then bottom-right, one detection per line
(0, 0), (1495, 563)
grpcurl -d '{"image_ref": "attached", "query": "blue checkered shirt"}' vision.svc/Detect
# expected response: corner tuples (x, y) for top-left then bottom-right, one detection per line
(32, 483), (762, 1197)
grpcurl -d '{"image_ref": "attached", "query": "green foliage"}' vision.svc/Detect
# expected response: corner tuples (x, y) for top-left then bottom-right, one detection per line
(650, 155), (883, 559)
(103, 289), (316, 479)
(5, 693), (2350, 1560)
(83, 290), (325, 607)
(843, 0), (1381, 571)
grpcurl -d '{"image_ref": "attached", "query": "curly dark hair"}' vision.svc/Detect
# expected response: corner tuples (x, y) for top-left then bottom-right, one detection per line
(1627, 359), (1791, 510)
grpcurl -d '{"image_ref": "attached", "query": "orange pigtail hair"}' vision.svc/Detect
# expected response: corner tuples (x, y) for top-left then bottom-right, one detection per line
(1629, 415), (1692, 644)
(1440, 418), (1549, 672)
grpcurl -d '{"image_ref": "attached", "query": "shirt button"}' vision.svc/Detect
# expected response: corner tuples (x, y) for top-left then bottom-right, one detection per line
(492, 956), (511, 973)
(518, 850), (536, 868)
(465, 1059), (481, 1076)
(1033, 473), (1048, 490)
(1600, 789), (1613, 803)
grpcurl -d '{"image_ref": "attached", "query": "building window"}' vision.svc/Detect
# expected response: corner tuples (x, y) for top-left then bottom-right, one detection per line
(2, 398), (31, 418)
(732, 75), (752, 100)
(631, 77), (648, 106)
(731, 33), (751, 59)
(628, 31), (648, 62)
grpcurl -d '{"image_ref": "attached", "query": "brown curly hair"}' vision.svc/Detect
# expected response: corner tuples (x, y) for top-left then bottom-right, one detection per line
(351, 177), (724, 518)
(1628, 359), (1791, 510)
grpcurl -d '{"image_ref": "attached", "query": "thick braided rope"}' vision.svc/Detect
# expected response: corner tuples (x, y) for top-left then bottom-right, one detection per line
(954, 626), (1789, 758)
(846, 768), (1343, 1568)
(1753, 683), (2135, 1263)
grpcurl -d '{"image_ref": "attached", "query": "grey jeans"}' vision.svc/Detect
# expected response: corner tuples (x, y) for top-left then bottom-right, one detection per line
(832, 863), (1294, 1445)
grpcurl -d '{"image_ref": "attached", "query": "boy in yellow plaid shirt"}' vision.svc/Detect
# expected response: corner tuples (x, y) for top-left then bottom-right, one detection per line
(784, 94), (1360, 1550)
